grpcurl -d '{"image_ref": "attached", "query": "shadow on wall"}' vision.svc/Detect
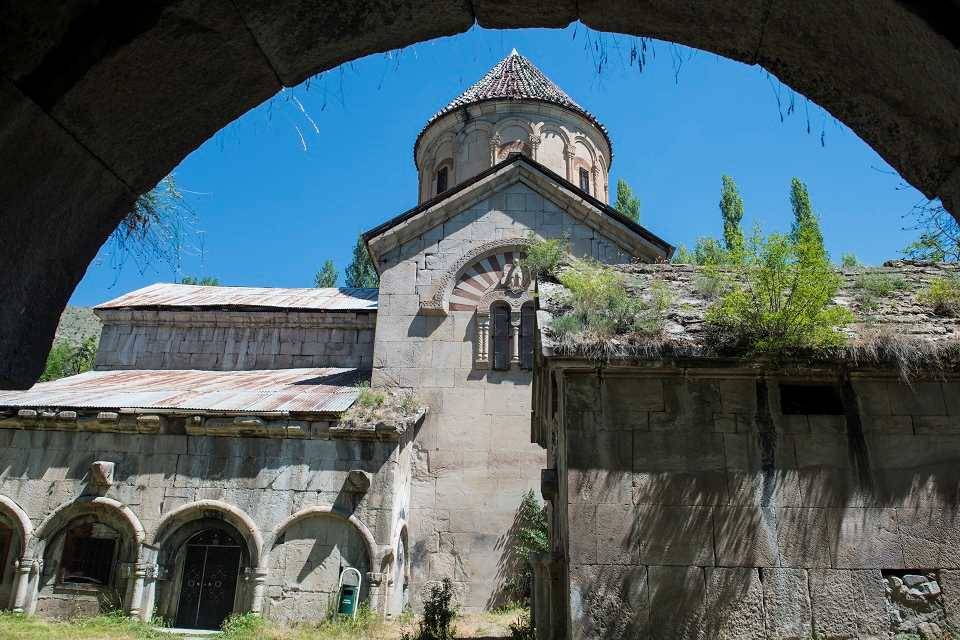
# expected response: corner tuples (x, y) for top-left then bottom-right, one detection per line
(564, 373), (960, 639)
(487, 490), (544, 610)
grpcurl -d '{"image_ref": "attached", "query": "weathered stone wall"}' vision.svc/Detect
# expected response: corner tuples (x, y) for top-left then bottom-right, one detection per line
(545, 367), (960, 640)
(94, 309), (376, 371)
(372, 180), (638, 610)
(0, 424), (405, 620)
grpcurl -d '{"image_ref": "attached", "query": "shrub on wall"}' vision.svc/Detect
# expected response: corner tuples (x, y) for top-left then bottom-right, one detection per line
(918, 276), (960, 317)
(549, 260), (671, 344)
(519, 236), (568, 280)
(705, 227), (853, 353)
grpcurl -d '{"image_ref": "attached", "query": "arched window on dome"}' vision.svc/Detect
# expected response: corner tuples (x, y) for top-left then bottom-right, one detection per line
(578, 167), (591, 195)
(490, 302), (511, 371)
(436, 165), (449, 195)
(519, 302), (535, 370)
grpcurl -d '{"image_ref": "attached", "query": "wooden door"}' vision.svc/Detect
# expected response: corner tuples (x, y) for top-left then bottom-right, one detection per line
(174, 530), (242, 630)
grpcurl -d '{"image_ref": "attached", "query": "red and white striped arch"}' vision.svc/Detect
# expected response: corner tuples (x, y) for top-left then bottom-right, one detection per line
(448, 251), (523, 312)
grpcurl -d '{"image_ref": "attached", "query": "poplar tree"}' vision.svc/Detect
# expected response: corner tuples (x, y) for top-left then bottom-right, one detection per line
(345, 236), (379, 288)
(314, 260), (338, 287)
(789, 177), (826, 259)
(720, 175), (745, 254)
(614, 178), (641, 222)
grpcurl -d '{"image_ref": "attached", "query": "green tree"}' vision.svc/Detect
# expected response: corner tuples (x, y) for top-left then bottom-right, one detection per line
(901, 202), (960, 262)
(505, 490), (549, 605)
(720, 175), (745, 254)
(614, 178), (641, 222)
(314, 260), (338, 287)
(789, 178), (826, 259)
(345, 236), (379, 288)
(706, 224), (852, 353)
(40, 336), (98, 382)
(180, 276), (220, 286)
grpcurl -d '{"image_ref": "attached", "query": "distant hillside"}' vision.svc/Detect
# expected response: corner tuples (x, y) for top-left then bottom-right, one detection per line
(54, 306), (101, 347)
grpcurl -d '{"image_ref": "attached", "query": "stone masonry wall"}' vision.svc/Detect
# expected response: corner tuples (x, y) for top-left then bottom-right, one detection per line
(94, 309), (376, 371)
(557, 368), (960, 640)
(372, 180), (637, 610)
(0, 425), (403, 620)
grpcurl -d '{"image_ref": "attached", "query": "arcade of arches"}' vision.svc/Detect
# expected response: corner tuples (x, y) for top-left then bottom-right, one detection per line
(0, 495), (391, 629)
(1, 2), (960, 388)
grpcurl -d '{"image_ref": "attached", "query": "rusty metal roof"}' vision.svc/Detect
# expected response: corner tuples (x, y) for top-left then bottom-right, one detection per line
(0, 368), (364, 415)
(95, 283), (378, 312)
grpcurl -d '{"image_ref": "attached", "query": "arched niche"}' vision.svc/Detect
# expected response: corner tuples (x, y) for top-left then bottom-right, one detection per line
(264, 507), (377, 623)
(0, 496), (32, 612)
(32, 497), (145, 617)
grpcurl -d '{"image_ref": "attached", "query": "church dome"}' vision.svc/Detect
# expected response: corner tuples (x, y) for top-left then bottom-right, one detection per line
(414, 50), (613, 205)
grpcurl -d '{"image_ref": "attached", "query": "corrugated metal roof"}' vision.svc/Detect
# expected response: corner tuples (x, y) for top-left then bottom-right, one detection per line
(95, 283), (378, 312)
(0, 368), (363, 415)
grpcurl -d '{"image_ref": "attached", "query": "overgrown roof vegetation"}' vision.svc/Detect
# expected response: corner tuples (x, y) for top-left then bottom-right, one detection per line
(533, 175), (960, 375)
(337, 383), (425, 433)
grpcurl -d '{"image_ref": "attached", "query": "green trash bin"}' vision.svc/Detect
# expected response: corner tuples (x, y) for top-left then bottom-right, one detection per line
(337, 567), (362, 618)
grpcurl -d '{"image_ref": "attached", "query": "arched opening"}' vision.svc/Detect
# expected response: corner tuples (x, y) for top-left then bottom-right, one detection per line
(173, 527), (245, 630)
(152, 502), (263, 628)
(37, 515), (131, 616)
(266, 512), (373, 623)
(520, 301), (536, 370)
(155, 518), (251, 630)
(0, 518), (15, 609)
(491, 301), (512, 371)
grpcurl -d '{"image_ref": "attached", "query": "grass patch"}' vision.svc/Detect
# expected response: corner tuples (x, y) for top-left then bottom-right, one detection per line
(0, 612), (165, 640)
(355, 382), (386, 409)
(919, 275), (960, 317)
(852, 272), (908, 313)
(0, 608), (525, 640)
(342, 382), (423, 430)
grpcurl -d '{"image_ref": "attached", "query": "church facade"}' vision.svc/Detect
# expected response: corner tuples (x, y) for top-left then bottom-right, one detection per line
(0, 51), (670, 628)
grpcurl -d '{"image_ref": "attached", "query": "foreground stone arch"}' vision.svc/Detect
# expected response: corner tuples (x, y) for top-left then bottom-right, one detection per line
(1, 1), (959, 387)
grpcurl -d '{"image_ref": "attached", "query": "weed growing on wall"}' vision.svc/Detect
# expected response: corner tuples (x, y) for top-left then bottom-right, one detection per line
(549, 260), (672, 346)
(919, 276), (960, 317)
(519, 236), (568, 280)
(705, 227), (852, 353)
(504, 490), (549, 606)
(852, 272), (908, 312)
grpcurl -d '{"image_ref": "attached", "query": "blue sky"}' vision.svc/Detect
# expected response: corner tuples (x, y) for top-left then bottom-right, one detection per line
(70, 25), (927, 306)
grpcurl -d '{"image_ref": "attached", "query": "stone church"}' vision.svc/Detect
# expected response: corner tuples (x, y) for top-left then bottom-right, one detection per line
(0, 51), (671, 629)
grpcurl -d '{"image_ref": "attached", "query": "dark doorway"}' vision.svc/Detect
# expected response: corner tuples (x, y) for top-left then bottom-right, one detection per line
(174, 529), (242, 630)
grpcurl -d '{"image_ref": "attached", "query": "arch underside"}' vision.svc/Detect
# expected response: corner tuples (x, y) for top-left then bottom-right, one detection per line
(1, 2), (959, 387)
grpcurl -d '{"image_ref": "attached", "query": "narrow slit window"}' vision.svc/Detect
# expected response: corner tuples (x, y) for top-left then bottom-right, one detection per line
(578, 167), (590, 194)
(779, 383), (845, 415)
(520, 303), (535, 370)
(491, 303), (511, 371)
(436, 166), (449, 194)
